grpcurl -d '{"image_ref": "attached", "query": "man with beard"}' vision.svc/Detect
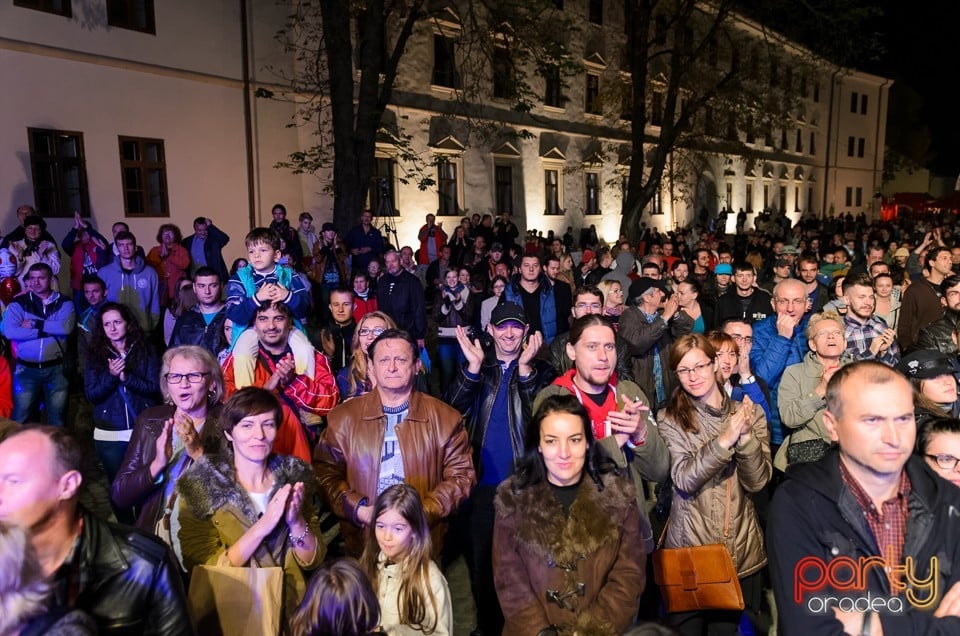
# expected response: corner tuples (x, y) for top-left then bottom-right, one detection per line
(899, 246), (951, 351)
(841, 274), (899, 365)
(797, 256), (830, 313)
(917, 275), (960, 356)
(445, 302), (554, 636)
(669, 260), (689, 292)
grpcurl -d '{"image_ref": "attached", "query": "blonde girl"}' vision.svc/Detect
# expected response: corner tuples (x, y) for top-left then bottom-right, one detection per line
(360, 484), (452, 636)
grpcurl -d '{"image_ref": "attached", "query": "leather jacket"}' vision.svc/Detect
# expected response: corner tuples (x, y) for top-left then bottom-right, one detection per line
(445, 346), (556, 481)
(52, 508), (193, 636)
(314, 388), (476, 555)
(916, 309), (960, 356)
(169, 305), (227, 356)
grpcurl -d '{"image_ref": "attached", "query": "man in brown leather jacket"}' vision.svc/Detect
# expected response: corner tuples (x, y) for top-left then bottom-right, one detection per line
(313, 328), (476, 556)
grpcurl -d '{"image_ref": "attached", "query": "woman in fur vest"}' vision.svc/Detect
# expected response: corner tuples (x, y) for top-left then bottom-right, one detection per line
(177, 387), (326, 626)
(492, 394), (645, 636)
(657, 333), (771, 635)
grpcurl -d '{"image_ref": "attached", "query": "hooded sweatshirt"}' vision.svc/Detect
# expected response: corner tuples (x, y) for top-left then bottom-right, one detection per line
(99, 255), (160, 331)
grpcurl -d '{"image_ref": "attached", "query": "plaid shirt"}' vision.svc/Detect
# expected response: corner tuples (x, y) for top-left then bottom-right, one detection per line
(839, 460), (911, 589)
(844, 313), (901, 366)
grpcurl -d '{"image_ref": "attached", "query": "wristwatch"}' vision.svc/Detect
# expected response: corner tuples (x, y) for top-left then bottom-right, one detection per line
(742, 374), (756, 384)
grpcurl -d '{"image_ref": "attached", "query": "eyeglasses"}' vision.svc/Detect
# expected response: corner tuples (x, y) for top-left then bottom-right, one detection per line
(729, 334), (752, 344)
(926, 454), (960, 471)
(574, 302), (602, 311)
(676, 361), (714, 378)
(358, 327), (386, 337)
(775, 298), (806, 307)
(164, 372), (210, 384)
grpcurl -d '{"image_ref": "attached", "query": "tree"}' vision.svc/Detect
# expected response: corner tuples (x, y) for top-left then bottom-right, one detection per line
(265, 0), (576, 232)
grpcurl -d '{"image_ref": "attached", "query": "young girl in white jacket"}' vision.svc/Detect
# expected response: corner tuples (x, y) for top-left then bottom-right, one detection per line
(360, 484), (453, 636)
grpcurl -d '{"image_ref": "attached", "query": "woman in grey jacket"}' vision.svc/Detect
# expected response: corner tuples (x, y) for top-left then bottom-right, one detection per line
(657, 333), (771, 636)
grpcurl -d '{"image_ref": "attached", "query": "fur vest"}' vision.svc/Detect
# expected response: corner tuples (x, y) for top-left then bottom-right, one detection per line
(493, 472), (645, 636)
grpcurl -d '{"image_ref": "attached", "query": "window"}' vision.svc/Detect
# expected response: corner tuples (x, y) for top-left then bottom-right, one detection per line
(763, 184), (769, 208)
(432, 35), (459, 89)
(545, 169), (562, 215)
(107, 0), (155, 34)
(858, 138), (865, 158)
(807, 186), (813, 210)
(14, 0), (70, 17)
(813, 82), (820, 102)
(704, 107), (715, 136)
(437, 157), (460, 215)
(809, 132), (816, 155)
(860, 94), (868, 115)
(118, 136), (167, 217)
(795, 129), (802, 153)
(588, 0), (602, 24)
(27, 128), (89, 218)
(368, 157), (398, 216)
(800, 75), (808, 98)
(850, 91), (858, 113)
(651, 91), (664, 126)
(856, 187), (863, 206)
(585, 171), (600, 214)
(794, 186), (799, 210)
(543, 66), (563, 108)
(780, 128), (787, 149)
(495, 165), (513, 213)
(492, 48), (515, 99)
(746, 183), (753, 210)
(769, 60), (779, 87)
(845, 187), (852, 207)
(779, 186), (786, 211)
(585, 73), (601, 115)
(847, 136), (855, 157)
(726, 182), (733, 210)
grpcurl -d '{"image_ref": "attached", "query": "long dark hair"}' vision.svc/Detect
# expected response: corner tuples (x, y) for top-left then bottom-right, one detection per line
(88, 301), (152, 367)
(664, 333), (719, 434)
(511, 394), (614, 493)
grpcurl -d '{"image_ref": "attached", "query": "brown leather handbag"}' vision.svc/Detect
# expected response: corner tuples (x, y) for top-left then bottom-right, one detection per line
(651, 477), (745, 613)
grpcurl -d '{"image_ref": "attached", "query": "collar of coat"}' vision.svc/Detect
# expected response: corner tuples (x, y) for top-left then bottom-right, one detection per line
(177, 452), (314, 522)
(494, 473), (634, 567)
(354, 388), (442, 423)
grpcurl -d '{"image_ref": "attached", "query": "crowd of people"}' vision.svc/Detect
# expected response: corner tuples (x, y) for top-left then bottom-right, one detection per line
(3, 202), (960, 635)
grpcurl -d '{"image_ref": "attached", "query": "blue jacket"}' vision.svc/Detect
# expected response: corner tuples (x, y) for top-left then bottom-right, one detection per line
(749, 313), (809, 446)
(502, 274), (558, 344)
(1, 291), (75, 363)
(225, 264), (309, 329)
(84, 342), (162, 432)
(99, 256), (160, 331)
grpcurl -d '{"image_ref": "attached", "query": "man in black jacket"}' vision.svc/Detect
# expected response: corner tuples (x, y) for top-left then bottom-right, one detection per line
(716, 261), (773, 324)
(181, 216), (230, 282)
(768, 361), (960, 635)
(916, 274), (960, 356)
(377, 249), (426, 349)
(170, 266), (227, 356)
(445, 302), (556, 636)
(0, 426), (192, 635)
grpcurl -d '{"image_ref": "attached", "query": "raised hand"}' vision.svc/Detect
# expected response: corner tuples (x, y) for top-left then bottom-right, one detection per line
(173, 412), (203, 459)
(149, 419), (174, 478)
(258, 483), (292, 535)
(455, 325), (485, 373)
(284, 481), (306, 529)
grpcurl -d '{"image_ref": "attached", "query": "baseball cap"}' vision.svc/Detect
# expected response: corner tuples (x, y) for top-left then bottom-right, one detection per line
(894, 247), (910, 258)
(774, 257), (791, 268)
(628, 278), (667, 302)
(581, 249), (596, 265)
(321, 222), (336, 232)
(780, 245), (799, 255)
(897, 350), (957, 380)
(490, 242), (504, 252)
(714, 263), (733, 276)
(490, 302), (527, 326)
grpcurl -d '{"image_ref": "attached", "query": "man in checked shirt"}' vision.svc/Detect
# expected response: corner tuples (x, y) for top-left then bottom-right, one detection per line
(841, 274), (900, 366)
(768, 361), (960, 635)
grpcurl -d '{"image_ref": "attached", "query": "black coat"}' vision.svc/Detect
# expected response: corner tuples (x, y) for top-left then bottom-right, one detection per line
(768, 450), (960, 635)
(181, 223), (230, 283)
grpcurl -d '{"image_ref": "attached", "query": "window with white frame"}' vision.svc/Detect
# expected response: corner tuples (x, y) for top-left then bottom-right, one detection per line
(495, 164), (514, 214)
(544, 166), (564, 215)
(585, 171), (601, 215)
(436, 156), (462, 215)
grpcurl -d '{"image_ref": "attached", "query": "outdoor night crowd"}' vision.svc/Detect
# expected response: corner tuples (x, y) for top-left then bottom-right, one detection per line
(4, 201), (960, 636)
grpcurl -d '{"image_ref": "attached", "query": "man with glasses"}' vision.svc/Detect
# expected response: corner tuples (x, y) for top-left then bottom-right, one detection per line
(842, 275), (900, 366)
(543, 285), (635, 380)
(768, 361), (960, 634)
(445, 302), (555, 636)
(222, 301), (338, 461)
(716, 262), (773, 324)
(722, 318), (773, 422)
(749, 279), (810, 457)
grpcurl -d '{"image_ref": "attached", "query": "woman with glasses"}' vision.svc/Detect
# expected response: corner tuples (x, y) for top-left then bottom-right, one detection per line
(112, 345), (226, 562)
(337, 311), (397, 401)
(706, 330), (773, 425)
(917, 416), (960, 488)
(776, 312), (852, 470)
(84, 301), (162, 487)
(597, 279), (625, 328)
(657, 333), (771, 636)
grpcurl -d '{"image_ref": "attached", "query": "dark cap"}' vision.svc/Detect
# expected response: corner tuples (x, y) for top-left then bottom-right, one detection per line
(490, 242), (504, 252)
(490, 301), (527, 326)
(628, 277), (667, 301)
(774, 257), (791, 268)
(321, 222), (336, 232)
(897, 350), (957, 380)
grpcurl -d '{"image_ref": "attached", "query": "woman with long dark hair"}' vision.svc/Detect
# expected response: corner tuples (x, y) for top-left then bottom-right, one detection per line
(84, 301), (162, 485)
(493, 394), (644, 636)
(657, 334), (771, 635)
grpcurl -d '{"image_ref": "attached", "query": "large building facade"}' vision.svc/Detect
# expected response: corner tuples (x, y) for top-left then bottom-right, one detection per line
(0, 0), (889, 261)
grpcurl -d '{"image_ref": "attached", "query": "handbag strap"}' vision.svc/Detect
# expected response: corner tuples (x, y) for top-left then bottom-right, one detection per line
(656, 468), (734, 549)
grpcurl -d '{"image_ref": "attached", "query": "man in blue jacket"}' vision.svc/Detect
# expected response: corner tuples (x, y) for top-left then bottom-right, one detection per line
(0, 263), (75, 426)
(182, 216), (230, 282)
(503, 254), (559, 344)
(749, 278), (809, 456)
